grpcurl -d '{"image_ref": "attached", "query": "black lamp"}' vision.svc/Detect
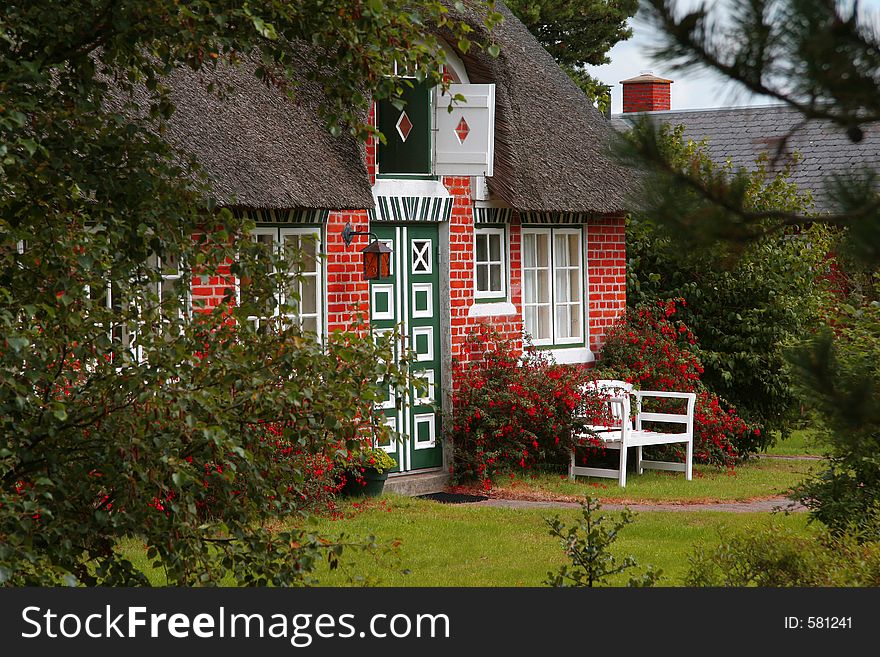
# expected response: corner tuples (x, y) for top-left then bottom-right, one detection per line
(341, 222), (393, 281)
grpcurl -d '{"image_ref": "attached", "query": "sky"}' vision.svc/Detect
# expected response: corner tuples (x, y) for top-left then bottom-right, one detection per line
(586, 0), (880, 114)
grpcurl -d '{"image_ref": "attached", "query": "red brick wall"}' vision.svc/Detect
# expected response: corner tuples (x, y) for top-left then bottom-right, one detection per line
(622, 82), (671, 113)
(586, 215), (627, 354)
(325, 209), (371, 333)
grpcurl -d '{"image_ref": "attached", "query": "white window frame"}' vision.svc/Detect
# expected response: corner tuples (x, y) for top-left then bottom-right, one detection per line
(240, 226), (323, 337)
(473, 226), (507, 300)
(521, 226), (585, 347)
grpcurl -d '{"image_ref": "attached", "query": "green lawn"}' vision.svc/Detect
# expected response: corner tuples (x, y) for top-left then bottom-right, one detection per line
(487, 456), (817, 503)
(763, 429), (826, 456)
(302, 496), (814, 586)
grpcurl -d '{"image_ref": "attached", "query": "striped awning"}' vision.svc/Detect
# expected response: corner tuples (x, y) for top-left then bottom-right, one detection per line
(519, 211), (589, 225)
(368, 195), (453, 223)
(234, 208), (329, 224)
(473, 206), (514, 224)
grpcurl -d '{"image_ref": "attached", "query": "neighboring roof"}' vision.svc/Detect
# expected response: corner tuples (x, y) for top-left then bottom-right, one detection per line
(144, 50), (374, 211)
(450, 1), (633, 215)
(612, 104), (880, 213)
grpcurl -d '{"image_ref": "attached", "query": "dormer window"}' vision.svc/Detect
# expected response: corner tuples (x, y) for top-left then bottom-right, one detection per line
(375, 64), (496, 178)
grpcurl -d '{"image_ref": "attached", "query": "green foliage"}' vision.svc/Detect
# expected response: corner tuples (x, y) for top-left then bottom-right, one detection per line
(686, 523), (880, 587)
(633, 0), (880, 265)
(0, 0), (499, 585)
(790, 284), (880, 538)
(506, 0), (638, 111)
(625, 124), (831, 438)
(450, 326), (597, 488)
(544, 496), (660, 587)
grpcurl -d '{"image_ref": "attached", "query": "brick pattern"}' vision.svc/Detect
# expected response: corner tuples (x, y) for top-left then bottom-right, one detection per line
(622, 81), (671, 113)
(586, 215), (627, 354)
(325, 209), (371, 333)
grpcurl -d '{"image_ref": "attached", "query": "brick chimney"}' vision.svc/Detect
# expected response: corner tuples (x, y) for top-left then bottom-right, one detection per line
(620, 72), (673, 113)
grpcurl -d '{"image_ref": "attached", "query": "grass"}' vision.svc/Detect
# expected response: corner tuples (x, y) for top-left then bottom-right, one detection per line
(484, 456), (817, 504)
(301, 495), (814, 586)
(763, 428), (826, 457)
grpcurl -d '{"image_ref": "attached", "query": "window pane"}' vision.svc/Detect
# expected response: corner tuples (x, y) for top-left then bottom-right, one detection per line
(569, 269), (582, 300)
(569, 304), (582, 339)
(537, 269), (550, 303)
(538, 306), (551, 340)
(556, 305), (570, 339)
(524, 306), (537, 338)
(555, 269), (569, 303)
(475, 234), (487, 262)
(476, 263), (488, 292)
(554, 234), (569, 267)
(490, 264), (502, 292)
(161, 252), (180, 277)
(568, 234), (580, 265)
(524, 270), (536, 303)
(523, 234), (536, 267)
(301, 316), (318, 334)
(301, 276), (317, 314)
(489, 234), (501, 261)
(536, 234), (549, 267)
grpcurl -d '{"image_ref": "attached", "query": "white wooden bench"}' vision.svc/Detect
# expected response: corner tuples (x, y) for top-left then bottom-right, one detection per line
(569, 381), (696, 487)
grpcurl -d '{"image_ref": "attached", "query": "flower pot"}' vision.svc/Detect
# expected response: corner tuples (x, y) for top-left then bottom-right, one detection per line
(341, 467), (388, 498)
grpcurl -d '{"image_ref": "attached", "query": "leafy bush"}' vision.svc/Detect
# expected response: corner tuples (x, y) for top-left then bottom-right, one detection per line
(626, 125), (830, 439)
(545, 496), (660, 587)
(598, 300), (760, 466)
(686, 524), (880, 587)
(450, 325), (600, 488)
(790, 282), (880, 537)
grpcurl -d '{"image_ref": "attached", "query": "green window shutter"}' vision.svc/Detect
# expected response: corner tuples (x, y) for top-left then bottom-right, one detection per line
(377, 80), (432, 175)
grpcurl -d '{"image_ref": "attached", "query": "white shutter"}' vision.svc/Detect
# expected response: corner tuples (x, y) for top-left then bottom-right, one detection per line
(434, 84), (495, 177)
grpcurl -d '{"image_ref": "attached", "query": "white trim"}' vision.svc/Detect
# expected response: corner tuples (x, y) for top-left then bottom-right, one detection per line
(413, 413), (437, 449)
(521, 226), (585, 348)
(411, 283), (434, 319)
(372, 178), (451, 199)
(412, 326), (435, 362)
(411, 239), (433, 275)
(521, 227), (553, 346)
(543, 346), (595, 365)
(439, 40), (470, 84)
(467, 301), (517, 318)
(473, 226), (507, 300)
(371, 284), (395, 321)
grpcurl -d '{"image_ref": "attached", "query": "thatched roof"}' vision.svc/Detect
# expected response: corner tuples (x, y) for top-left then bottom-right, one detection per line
(135, 50), (374, 211)
(139, 2), (630, 215)
(448, 1), (633, 214)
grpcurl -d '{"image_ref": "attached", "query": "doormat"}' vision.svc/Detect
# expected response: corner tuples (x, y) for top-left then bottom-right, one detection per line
(417, 492), (488, 504)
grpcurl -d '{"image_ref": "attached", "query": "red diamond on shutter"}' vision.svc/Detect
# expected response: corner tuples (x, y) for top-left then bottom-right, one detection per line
(455, 117), (470, 143)
(396, 111), (413, 142)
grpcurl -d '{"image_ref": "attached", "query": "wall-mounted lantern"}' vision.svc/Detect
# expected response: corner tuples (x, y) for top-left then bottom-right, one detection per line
(341, 222), (393, 281)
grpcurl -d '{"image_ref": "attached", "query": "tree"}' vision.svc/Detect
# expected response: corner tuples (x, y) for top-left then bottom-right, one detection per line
(622, 0), (880, 534)
(625, 0), (880, 266)
(507, 0), (638, 113)
(626, 125), (831, 440)
(0, 1), (498, 585)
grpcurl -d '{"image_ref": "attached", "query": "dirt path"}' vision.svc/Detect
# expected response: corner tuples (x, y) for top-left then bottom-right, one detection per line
(472, 496), (806, 513)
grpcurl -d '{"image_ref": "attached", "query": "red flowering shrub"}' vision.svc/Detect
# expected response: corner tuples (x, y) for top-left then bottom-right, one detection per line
(598, 299), (760, 466)
(450, 325), (602, 488)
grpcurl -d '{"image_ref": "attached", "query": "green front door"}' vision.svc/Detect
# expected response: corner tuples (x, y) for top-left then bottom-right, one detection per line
(370, 224), (443, 472)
